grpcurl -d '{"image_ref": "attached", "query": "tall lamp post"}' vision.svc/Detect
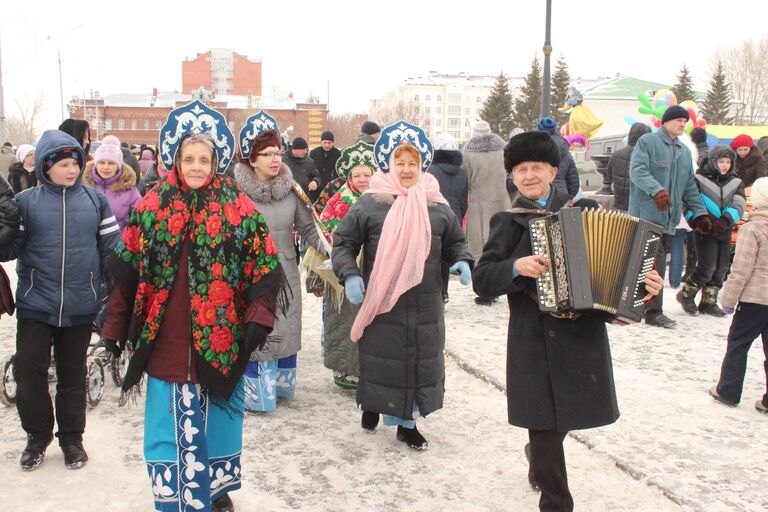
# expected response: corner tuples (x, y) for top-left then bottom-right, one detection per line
(47, 24), (84, 123)
(0, 35), (6, 144)
(541, 0), (552, 119)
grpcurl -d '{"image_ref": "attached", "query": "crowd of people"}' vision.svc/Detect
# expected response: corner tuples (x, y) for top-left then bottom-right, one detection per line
(0, 102), (766, 512)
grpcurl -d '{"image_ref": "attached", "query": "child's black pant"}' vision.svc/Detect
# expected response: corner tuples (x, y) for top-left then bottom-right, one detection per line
(14, 319), (91, 444)
(716, 302), (768, 405)
(690, 232), (731, 287)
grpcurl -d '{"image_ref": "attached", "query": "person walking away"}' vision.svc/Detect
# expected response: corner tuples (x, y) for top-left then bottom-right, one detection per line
(0, 129), (120, 471)
(709, 177), (768, 415)
(677, 145), (745, 316)
(629, 105), (711, 328)
(535, 117), (579, 198)
(463, 120), (511, 305)
(606, 122), (651, 211)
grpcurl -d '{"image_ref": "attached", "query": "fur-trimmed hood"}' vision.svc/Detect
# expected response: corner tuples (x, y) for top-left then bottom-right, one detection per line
(82, 161), (137, 193)
(463, 133), (505, 153)
(235, 162), (294, 203)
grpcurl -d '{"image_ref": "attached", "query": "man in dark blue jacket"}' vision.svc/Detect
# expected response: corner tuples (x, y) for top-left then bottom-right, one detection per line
(536, 117), (580, 197)
(0, 130), (120, 471)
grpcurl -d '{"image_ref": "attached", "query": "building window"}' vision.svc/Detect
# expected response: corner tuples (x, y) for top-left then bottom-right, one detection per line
(448, 118), (461, 128)
(143, 119), (149, 130)
(118, 119), (125, 130)
(449, 130), (461, 138)
(448, 94), (461, 104)
(436, 106), (442, 114)
(465, 96), (471, 103)
(436, 119), (442, 127)
(436, 95), (442, 102)
(464, 131), (471, 139)
(131, 119), (137, 130)
(425, 95), (431, 102)
(477, 96), (482, 103)
(464, 108), (471, 115)
(448, 106), (461, 116)
(465, 119), (471, 127)
(156, 120), (162, 130)
(414, 94), (419, 102)
(105, 119), (112, 130)
(425, 107), (431, 115)
(425, 119), (430, 126)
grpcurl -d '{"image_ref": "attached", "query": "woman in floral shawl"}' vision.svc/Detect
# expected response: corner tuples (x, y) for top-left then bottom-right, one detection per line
(102, 101), (285, 512)
(317, 141), (375, 389)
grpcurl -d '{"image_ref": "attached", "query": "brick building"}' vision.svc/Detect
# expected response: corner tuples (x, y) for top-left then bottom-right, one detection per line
(182, 49), (262, 97)
(68, 90), (328, 149)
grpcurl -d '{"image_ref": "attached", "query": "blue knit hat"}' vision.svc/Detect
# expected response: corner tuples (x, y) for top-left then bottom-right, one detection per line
(536, 117), (557, 134)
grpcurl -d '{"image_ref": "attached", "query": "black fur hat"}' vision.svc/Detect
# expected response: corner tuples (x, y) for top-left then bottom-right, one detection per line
(504, 131), (560, 171)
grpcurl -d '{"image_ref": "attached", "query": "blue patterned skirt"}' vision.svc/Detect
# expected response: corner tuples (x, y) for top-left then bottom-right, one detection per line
(143, 376), (243, 511)
(243, 354), (297, 412)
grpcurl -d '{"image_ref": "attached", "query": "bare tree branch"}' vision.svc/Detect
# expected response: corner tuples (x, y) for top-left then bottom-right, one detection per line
(720, 38), (768, 125)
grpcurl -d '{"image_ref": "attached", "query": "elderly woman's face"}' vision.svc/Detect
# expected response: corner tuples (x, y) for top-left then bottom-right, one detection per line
(250, 145), (282, 182)
(511, 161), (557, 200)
(349, 166), (373, 192)
(179, 142), (213, 189)
(393, 151), (420, 189)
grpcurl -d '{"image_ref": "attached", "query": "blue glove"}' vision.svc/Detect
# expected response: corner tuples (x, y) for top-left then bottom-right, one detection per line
(722, 305), (735, 315)
(449, 261), (472, 286)
(345, 275), (365, 304)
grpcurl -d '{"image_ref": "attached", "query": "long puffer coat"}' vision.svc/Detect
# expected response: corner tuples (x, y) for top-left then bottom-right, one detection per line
(606, 122), (651, 211)
(235, 162), (325, 360)
(472, 187), (620, 431)
(332, 193), (473, 420)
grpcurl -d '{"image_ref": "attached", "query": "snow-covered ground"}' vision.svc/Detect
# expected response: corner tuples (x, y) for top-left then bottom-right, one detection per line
(444, 278), (768, 512)
(0, 264), (688, 512)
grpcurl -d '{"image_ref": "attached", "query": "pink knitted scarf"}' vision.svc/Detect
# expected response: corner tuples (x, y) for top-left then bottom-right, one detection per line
(350, 170), (447, 341)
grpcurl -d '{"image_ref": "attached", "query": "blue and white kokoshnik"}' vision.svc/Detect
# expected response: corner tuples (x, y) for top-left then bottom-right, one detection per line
(158, 100), (235, 174)
(239, 111), (280, 160)
(374, 120), (433, 173)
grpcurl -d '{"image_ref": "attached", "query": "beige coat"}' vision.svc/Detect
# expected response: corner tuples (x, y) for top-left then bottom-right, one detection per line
(462, 133), (511, 259)
(721, 210), (768, 307)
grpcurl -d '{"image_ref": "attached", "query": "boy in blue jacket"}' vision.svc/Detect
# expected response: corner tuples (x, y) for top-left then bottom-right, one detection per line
(0, 130), (120, 471)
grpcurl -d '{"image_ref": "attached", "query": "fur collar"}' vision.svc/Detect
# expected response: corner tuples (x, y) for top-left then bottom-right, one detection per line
(433, 149), (463, 166)
(82, 161), (137, 192)
(235, 162), (294, 203)
(463, 133), (506, 153)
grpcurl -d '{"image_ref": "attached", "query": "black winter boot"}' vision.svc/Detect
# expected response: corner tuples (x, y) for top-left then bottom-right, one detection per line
(361, 410), (379, 432)
(699, 286), (726, 317)
(396, 425), (428, 450)
(524, 443), (539, 491)
(61, 441), (88, 469)
(676, 281), (701, 315)
(19, 435), (52, 471)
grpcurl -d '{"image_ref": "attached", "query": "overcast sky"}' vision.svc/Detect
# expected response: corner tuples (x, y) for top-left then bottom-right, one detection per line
(2, 0), (766, 134)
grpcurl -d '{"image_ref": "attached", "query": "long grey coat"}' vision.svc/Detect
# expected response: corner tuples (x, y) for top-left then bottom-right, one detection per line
(332, 193), (473, 420)
(236, 162), (325, 360)
(462, 133), (512, 259)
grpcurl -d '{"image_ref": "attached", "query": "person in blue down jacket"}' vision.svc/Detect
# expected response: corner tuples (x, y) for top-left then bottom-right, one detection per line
(629, 105), (710, 329)
(677, 145), (745, 317)
(0, 130), (120, 472)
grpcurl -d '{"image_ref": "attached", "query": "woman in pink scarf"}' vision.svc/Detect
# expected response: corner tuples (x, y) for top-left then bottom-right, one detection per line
(332, 121), (473, 450)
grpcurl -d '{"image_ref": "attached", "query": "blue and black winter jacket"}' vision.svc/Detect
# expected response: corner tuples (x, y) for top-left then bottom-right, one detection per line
(685, 145), (746, 232)
(0, 130), (121, 326)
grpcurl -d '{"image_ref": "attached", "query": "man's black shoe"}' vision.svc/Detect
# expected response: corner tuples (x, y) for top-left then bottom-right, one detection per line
(213, 493), (235, 512)
(19, 435), (52, 471)
(524, 443), (539, 491)
(645, 314), (677, 329)
(61, 441), (88, 469)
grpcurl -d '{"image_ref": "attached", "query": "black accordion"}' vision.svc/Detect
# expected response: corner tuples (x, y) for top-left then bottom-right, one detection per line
(529, 207), (663, 323)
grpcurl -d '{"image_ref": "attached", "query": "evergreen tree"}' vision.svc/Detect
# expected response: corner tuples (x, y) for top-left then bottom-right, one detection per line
(671, 64), (696, 103)
(512, 55), (543, 131)
(479, 72), (515, 136)
(550, 55), (571, 127)
(700, 60), (735, 125)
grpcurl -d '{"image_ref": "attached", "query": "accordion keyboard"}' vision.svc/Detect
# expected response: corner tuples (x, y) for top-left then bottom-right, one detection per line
(530, 218), (557, 308)
(630, 233), (662, 308)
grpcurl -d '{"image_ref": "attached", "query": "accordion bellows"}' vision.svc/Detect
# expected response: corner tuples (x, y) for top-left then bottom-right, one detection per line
(530, 208), (663, 323)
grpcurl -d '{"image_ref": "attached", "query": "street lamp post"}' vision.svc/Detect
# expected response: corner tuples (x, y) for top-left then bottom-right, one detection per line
(541, 0), (553, 119)
(47, 24), (84, 123)
(0, 35), (6, 144)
